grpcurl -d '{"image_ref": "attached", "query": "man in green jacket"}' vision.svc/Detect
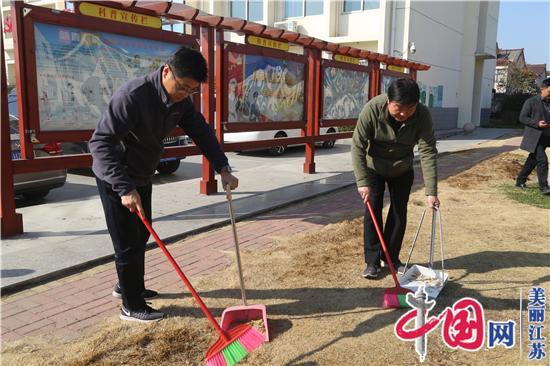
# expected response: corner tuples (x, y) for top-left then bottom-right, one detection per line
(351, 78), (440, 279)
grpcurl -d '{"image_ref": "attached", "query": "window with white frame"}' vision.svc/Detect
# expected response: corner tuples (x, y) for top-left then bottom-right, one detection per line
(343, 0), (380, 13)
(161, 0), (185, 33)
(162, 22), (185, 33)
(231, 0), (263, 21)
(284, 0), (323, 18)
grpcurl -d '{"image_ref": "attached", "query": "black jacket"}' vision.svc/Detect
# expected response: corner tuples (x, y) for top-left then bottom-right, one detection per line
(89, 67), (228, 196)
(519, 95), (548, 153)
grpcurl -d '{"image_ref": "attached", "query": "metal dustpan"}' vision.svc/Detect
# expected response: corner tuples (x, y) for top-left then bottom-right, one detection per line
(399, 208), (448, 299)
(220, 185), (269, 342)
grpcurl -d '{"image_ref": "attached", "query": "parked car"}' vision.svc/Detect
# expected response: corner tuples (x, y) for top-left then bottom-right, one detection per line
(61, 135), (189, 175)
(9, 89), (188, 175)
(224, 127), (338, 156)
(10, 114), (67, 200)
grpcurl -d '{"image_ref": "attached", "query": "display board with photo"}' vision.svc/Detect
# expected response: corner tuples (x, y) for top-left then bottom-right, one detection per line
(227, 51), (305, 122)
(34, 22), (182, 131)
(381, 74), (398, 95)
(322, 67), (370, 120)
(418, 81), (444, 108)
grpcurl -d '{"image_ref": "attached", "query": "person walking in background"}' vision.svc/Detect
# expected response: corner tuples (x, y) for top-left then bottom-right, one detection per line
(90, 46), (238, 322)
(515, 78), (550, 195)
(351, 78), (439, 279)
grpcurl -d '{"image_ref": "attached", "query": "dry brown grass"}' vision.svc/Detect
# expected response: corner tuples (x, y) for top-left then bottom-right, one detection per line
(2, 150), (549, 366)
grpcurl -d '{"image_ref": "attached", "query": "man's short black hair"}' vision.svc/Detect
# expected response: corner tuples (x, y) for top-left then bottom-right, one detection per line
(541, 78), (550, 88)
(387, 78), (420, 105)
(168, 46), (207, 83)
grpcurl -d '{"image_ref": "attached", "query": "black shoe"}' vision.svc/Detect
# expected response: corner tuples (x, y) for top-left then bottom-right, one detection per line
(515, 182), (527, 189)
(382, 260), (406, 274)
(112, 283), (159, 300)
(540, 187), (550, 195)
(362, 264), (381, 279)
(120, 305), (164, 323)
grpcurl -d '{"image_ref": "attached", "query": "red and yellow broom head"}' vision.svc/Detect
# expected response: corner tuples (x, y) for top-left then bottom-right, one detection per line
(205, 323), (265, 366)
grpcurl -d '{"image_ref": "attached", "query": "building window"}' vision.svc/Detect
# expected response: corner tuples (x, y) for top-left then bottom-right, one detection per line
(343, 0), (380, 13)
(363, 0), (380, 10)
(285, 0), (323, 18)
(231, 0), (263, 21)
(285, 0), (303, 18)
(162, 23), (184, 33)
(160, 0), (185, 32)
(305, 0), (323, 16)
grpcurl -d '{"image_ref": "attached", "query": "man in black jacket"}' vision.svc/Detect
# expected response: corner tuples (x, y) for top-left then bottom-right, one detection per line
(516, 78), (550, 195)
(90, 46), (238, 322)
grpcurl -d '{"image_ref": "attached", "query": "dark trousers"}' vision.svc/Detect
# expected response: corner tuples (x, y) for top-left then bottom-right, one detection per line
(96, 178), (152, 310)
(363, 169), (414, 267)
(517, 136), (550, 190)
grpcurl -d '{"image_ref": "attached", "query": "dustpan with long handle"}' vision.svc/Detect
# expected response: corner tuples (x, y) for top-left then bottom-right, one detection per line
(400, 207), (448, 299)
(402, 207), (445, 275)
(220, 184), (270, 341)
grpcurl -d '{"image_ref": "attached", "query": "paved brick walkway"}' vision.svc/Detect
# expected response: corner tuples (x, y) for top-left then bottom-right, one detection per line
(0, 137), (521, 343)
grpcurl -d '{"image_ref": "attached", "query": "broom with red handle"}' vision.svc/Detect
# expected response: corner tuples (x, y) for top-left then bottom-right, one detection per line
(136, 211), (264, 366)
(366, 200), (412, 308)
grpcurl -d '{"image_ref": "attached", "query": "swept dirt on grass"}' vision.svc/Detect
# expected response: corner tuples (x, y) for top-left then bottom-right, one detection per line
(2, 150), (549, 366)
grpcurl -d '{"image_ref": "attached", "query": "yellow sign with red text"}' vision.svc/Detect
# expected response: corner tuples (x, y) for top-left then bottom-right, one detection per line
(79, 2), (161, 29)
(388, 65), (406, 73)
(334, 54), (360, 65)
(246, 36), (289, 52)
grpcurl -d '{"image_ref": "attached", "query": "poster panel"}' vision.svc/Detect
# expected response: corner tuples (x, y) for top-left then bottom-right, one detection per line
(381, 74), (398, 95)
(34, 22), (182, 131)
(227, 51), (305, 122)
(322, 67), (369, 120)
(418, 81), (444, 107)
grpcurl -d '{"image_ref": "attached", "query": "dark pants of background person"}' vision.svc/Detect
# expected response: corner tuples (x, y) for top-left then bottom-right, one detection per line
(363, 169), (414, 267)
(96, 178), (152, 311)
(517, 136), (550, 190)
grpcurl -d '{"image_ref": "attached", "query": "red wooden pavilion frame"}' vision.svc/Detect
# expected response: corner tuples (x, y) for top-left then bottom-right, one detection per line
(1, 0), (430, 237)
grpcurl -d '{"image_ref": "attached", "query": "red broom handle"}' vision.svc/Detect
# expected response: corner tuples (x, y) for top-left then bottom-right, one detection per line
(136, 211), (229, 342)
(366, 200), (401, 287)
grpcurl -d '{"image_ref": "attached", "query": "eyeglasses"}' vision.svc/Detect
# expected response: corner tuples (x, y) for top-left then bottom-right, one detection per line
(168, 66), (200, 95)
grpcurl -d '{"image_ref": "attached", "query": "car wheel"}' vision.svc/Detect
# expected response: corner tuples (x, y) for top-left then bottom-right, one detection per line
(269, 132), (288, 156)
(322, 128), (336, 149)
(156, 160), (180, 174)
(22, 189), (50, 201)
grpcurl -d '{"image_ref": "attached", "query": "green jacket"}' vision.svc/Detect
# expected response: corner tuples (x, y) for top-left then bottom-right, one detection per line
(351, 94), (438, 195)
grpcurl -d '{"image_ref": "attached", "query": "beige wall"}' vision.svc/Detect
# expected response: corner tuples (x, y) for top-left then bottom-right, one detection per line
(2, 0), (67, 87)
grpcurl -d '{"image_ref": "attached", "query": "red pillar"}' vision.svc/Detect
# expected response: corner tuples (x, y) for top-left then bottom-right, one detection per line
(199, 26), (218, 195)
(303, 48), (320, 173)
(371, 61), (381, 97)
(1, 20), (23, 237)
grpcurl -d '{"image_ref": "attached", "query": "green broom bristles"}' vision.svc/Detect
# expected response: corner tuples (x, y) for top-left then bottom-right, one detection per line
(205, 323), (265, 366)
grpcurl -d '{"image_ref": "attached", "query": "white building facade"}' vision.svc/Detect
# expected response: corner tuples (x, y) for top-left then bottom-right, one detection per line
(1, 0), (68, 86)
(187, 0), (499, 129)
